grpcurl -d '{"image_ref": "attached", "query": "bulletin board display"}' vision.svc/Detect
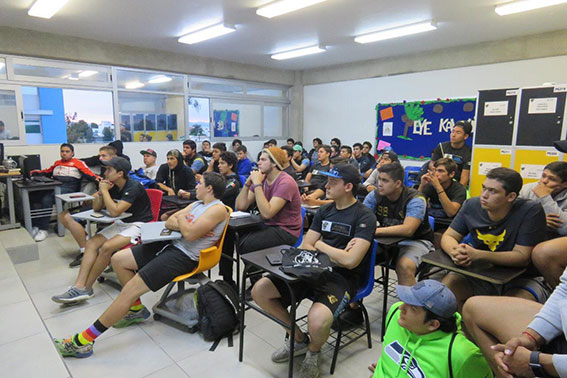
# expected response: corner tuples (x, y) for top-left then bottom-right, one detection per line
(470, 147), (512, 197)
(474, 88), (518, 146)
(213, 110), (239, 138)
(513, 149), (560, 185)
(375, 98), (476, 160)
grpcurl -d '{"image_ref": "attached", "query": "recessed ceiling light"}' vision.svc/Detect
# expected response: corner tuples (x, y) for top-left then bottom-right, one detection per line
(148, 75), (173, 84)
(28, 0), (70, 19)
(271, 45), (326, 60)
(125, 81), (145, 89)
(495, 0), (567, 16)
(354, 21), (437, 44)
(78, 70), (98, 78)
(257, 0), (328, 18)
(178, 23), (236, 45)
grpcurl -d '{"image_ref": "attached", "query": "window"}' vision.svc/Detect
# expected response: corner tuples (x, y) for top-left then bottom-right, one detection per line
(0, 86), (24, 142)
(264, 105), (284, 137)
(116, 69), (184, 93)
(22, 86), (114, 144)
(12, 58), (110, 87)
(188, 97), (210, 141)
(247, 85), (285, 98)
(0, 58), (6, 80)
(118, 92), (183, 142)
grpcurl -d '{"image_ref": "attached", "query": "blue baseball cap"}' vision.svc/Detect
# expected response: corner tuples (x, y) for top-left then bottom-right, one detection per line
(314, 163), (361, 186)
(396, 280), (457, 318)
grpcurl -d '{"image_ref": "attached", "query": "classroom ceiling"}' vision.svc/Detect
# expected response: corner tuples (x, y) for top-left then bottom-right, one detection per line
(1, 0), (567, 71)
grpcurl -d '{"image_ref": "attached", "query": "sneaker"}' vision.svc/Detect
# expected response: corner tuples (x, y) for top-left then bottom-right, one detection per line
(53, 336), (93, 358)
(299, 350), (321, 378)
(331, 306), (363, 331)
(113, 306), (151, 328)
(271, 333), (310, 363)
(34, 230), (48, 242)
(69, 253), (83, 268)
(31, 226), (39, 237)
(51, 286), (94, 304)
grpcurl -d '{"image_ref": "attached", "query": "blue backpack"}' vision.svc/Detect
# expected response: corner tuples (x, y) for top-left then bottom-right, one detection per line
(129, 168), (157, 189)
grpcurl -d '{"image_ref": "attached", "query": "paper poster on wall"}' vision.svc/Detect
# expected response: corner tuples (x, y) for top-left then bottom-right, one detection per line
(484, 101), (508, 116)
(382, 122), (393, 136)
(528, 98), (557, 114)
(500, 149), (511, 155)
(546, 150), (559, 157)
(478, 162), (501, 175)
(213, 110), (239, 138)
(520, 164), (545, 179)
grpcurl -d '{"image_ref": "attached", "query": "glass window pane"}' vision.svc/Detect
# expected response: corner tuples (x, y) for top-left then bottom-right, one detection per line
(118, 92), (183, 142)
(13, 59), (109, 84)
(22, 86), (114, 144)
(188, 97), (210, 141)
(212, 100), (261, 138)
(264, 106), (283, 137)
(116, 69), (184, 93)
(0, 89), (21, 141)
(0, 58), (6, 80)
(191, 80), (244, 94)
(247, 86), (285, 97)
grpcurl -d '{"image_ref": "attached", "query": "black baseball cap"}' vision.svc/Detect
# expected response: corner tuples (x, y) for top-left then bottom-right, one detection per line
(101, 157), (131, 176)
(315, 163), (361, 186)
(554, 140), (567, 153)
(381, 150), (399, 163)
(140, 148), (157, 157)
(454, 120), (473, 135)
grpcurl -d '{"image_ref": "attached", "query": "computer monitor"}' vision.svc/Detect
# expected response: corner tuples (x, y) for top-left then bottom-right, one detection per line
(0, 143), (4, 164)
(19, 155), (41, 182)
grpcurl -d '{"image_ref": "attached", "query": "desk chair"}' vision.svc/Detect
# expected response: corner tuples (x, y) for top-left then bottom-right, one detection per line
(152, 206), (232, 331)
(404, 166), (421, 188)
(328, 239), (378, 374)
(293, 207), (307, 248)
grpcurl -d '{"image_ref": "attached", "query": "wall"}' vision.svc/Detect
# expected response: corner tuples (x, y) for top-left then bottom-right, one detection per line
(303, 55), (567, 162)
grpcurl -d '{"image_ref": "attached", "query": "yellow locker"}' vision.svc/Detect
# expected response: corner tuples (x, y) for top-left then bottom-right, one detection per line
(513, 149), (559, 185)
(470, 147), (512, 197)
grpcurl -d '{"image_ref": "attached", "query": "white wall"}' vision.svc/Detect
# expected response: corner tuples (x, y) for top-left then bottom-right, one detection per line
(303, 55), (567, 156)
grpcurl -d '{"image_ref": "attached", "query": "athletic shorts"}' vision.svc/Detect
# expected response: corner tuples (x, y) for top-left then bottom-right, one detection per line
(132, 241), (198, 292)
(98, 221), (142, 244)
(266, 272), (352, 319)
(396, 240), (435, 267)
(542, 334), (567, 355)
(461, 275), (552, 304)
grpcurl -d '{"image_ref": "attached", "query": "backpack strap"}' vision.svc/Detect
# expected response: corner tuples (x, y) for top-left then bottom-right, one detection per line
(448, 332), (457, 378)
(385, 305), (400, 330)
(209, 281), (240, 318)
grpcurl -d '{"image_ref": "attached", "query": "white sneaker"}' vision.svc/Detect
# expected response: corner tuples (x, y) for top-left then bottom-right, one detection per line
(31, 227), (39, 237)
(34, 230), (48, 242)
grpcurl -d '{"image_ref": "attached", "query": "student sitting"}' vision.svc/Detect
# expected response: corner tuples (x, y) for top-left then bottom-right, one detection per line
(361, 141), (377, 179)
(441, 167), (548, 310)
(304, 144), (332, 200)
(155, 149), (196, 197)
(51, 157), (153, 304)
(431, 121), (472, 186)
(182, 139), (208, 175)
(281, 145), (297, 178)
(520, 161), (567, 288)
(418, 158), (467, 219)
(291, 144), (311, 180)
(231, 138), (242, 152)
(53, 173), (229, 358)
(302, 156), (350, 208)
(236, 145), (253, 179)
(338, 145), (360, 170)
(354, 142), (374, 179)
(362, 150), (399, 193)
(308, 138), (322, 164)
(205, 142), (227, 174)
(363, 162), (434, 286)
(369, 280), (493, 378)
(199, 140), (213, 163)
(463, 266), (567, 377)
(252, 164), (376, 378)
(138, 148), (158, 180)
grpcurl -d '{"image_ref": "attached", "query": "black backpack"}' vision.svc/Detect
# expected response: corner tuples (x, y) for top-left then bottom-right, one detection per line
(195, 280), (240, 350)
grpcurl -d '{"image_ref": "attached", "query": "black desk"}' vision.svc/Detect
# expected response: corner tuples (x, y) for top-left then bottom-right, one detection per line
(227, 214), (264, 290)
(239, 245), (298, 378)
(15, 179), (64, 236)
(421, 250), (526, 286)
(161, 195), (194, 207)
(297, 180), (315, 190)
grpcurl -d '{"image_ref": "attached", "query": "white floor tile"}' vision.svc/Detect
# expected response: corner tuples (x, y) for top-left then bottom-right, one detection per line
(0, 275), (29, 307)
(143, 363), (189, 378)
(0, 300), (45, 346)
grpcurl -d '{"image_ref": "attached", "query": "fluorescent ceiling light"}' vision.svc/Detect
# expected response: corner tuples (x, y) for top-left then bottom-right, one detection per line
(271, 45), (326, 60)
(78, 70), (98, 78)
(148, 75), (172, 84)
(495, 0), (567, 15)
(28, 0), (70, 19)
(68, 75), (79, 81)
(178, 23), (236, 45)
(355, 21), (437, 44)
(257, 0), (328, 18)
(125, 81), (144, 89)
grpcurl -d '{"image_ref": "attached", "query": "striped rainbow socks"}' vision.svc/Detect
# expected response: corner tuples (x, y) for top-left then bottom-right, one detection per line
(74, 320), (108, 346)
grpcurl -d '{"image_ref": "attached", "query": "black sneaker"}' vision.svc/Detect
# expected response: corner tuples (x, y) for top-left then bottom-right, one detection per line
(331, 306), (363, 331)
(69, 253), (83, 268)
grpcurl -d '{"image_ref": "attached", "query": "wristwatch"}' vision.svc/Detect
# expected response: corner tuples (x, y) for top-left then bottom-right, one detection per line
(530, 351), (552, 377)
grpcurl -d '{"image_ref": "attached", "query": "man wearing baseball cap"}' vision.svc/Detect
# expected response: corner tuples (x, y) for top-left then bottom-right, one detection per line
(52, 156), (153, 304)
(139, 148), (158, 180)
(291, 144), (311, 180)
(369, 280), (492, 377)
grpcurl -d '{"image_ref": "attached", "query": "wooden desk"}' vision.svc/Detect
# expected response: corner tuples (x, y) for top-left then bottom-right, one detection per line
(0, 172), (22, 230)
(239, 245), (298, 378)
(421, 250), (526, 285)
(14, 178), (64, 236)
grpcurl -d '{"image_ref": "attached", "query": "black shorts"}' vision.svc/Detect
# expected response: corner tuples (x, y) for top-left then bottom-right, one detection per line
(266, 272), (352, 319)
(132, 241), (198, 292)
(542, 334), (567, 355)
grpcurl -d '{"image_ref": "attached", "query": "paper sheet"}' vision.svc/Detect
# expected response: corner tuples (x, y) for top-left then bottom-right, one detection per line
(478, 162), (501, 175)
(484, 101), (508, 116)
(528, 98), (557, 114)
(520, 164), (545, 179)
(382, 122), (393, 137)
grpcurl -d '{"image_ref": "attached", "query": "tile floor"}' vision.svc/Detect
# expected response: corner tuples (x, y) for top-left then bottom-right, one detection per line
(0, 230), (397, 378)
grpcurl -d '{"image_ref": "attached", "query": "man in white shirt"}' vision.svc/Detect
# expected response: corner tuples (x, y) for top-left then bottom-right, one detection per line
(139, 148), (158, 180)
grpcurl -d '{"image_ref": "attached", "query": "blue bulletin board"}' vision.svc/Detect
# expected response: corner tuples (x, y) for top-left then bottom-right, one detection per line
(213, 109), (239, 138)
(375, 98), (476, 160)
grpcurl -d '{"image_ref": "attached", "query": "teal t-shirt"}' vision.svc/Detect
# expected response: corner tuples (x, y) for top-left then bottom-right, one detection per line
(373, 302), (493, 378)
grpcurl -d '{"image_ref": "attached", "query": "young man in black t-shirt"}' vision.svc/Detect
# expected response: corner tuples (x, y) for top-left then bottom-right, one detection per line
(418, 158), (467, 219)
(52, 157), (153, 304)
(431, 121), (472, 186)
(304, 145), (331, 201)
(252, 164), (376, 378)
(441, 167), (548, 309)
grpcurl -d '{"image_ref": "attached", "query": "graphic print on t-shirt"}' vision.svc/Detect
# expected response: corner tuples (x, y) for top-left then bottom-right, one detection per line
(385, 340), (426, 378)
(476, 229), (506, 251)
(321, 220), (351, 236)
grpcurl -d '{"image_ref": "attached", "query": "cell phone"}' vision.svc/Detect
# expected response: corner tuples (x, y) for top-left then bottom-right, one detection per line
(266, 252), (283, 266)
(70, 194), (85, 198)
(91, 212), (104, 218)
(160, 228), (173, 236)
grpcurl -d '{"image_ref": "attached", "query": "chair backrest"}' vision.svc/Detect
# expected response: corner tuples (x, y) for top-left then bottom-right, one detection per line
(173, 205), (232, 281)
(293, 206), (307, 248)
(146, 189), (163, 222)
(428, 215), (435, 231)
(404, 166), (421, 187)
(353, 239), (379, 302)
